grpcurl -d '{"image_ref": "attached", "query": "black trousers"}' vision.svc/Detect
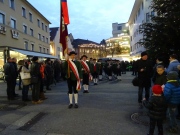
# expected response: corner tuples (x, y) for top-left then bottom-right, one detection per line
(116, 69), (121, 76)
(6, 80), (14, 99)
(178, 104), (180, 115)
(92, 72), (98, 78)
(32, 81), (40, 101)
(107, 69), (112, 76)
(149, 118), (163, 135)
(138, 86), (150, 103)
(40, 79), (44, 92)
(83, 73), (89, 85)
(12, 79), (16, 96)
(67, 78), (78, 94)
(46, 76), (51, 89)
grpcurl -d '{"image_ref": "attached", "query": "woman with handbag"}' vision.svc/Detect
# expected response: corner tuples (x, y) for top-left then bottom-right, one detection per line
(20, 60), (31, 101)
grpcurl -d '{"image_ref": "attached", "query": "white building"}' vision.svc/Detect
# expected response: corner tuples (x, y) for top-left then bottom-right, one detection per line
(112, 23), (128, 37)
(50, 27), (74, 59)
(128, 0), (153, 60)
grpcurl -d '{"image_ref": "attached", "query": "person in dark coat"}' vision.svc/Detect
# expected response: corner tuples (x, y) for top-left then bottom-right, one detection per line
(153, 65), (167, 85)
(137, 51), (153, 108)
(11, 58), (19, 97)
(143, 85), (167, 135)
(45, 58), (52, 90)
(4, 57), (16, 100)
(30, 56), (42, 104)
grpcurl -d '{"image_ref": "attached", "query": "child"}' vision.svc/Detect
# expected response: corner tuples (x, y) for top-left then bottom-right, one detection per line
(164, 71), (180, 133)
(143, 85), (167, 135)
(153, 65), (167, 85)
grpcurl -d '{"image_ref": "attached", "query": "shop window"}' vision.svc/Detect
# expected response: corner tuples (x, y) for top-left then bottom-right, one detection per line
(24, 41), (28, 50)
(9, 0), (15, 9)
(30, 28), (33, 36)
(23, 25), (27, 34)
(0, 13), (5, 24)
(29, 12), (32, 22)
(11, 18), (16, 29)
(22, 7), (26, 18)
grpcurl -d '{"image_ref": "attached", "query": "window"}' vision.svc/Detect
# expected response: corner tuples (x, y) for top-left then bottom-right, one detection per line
(117, 26), (122, 30)
(30, 28), (33, 36)
(37, 19), (40, 27)
(24, 41), (28, 50)
(9, 0), (15, 9)
(42, 23), (44, 30)
(11, 18), (16, 29)
(47, 49), (49, 54)
(45, 25), (47, 32)
(29, 12), (32, 22)
(138, 9), (140, 16)
(151, 11), (155, 17)
(46, 37), (48, 43)
(39, 46), (42, 52)
(43, 48), (45, 53)
(31, 44), (34, 51)
(0, 13), (5, 24)
(38, 33), (41, 40)
(146, 13), (150, 22)
(23, 25), (27, 34)
(22, 7), (26, 17)
(42, 36), (45, 41)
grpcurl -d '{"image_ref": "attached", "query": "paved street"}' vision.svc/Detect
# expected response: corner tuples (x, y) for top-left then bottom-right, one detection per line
(0, 72), (179, 135)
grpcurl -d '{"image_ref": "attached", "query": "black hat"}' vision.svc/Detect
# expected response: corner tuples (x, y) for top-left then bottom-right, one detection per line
(157, 57), (163, 62)
(32, 56), (38, 61)
(46, 58), (51, 62)
(141, 51), (147, 57)
(81, 55), (88, 58)
(68, 51), (77, 56)
(93, 59), (96, 60)
(167, 71), (178, 80)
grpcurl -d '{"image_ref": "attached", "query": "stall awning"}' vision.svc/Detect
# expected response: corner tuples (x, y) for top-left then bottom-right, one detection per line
(10, 48), (58, 59)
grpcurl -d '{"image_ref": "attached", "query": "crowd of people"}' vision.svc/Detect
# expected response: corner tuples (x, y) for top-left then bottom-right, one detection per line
(3, 50), (180, 134)
(133, 52), (180, 135)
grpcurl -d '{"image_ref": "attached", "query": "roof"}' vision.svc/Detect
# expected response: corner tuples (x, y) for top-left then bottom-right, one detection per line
(50, 27), (59, 41)
(72, 39), (100, 48)
(25, 0), (51, 24)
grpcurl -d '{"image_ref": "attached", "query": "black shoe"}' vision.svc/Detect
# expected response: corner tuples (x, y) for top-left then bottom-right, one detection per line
(23, 98), (31, 102)
(83, 91), (86, 93)
(74, 104), (78, 108)
(68, 104), (73, 109)
(86, 91), (89, 93)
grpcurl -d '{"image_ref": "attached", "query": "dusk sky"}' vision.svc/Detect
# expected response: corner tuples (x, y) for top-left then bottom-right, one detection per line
(28, 0), (135, 43)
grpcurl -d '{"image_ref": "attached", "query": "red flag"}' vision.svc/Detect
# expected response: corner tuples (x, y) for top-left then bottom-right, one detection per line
(60, 0), (69, 56)
(61, 0), (70, 24)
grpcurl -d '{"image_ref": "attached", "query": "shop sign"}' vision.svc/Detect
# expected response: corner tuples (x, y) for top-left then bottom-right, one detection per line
(0, 25), (6, 34)
(11, 30), (19, 39)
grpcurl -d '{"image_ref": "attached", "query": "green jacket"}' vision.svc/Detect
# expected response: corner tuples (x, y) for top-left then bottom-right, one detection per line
(90, 63), (100, 74)
(63, 60), (82, 80)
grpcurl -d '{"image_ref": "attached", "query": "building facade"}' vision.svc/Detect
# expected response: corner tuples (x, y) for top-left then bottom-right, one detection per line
(0, 0), (53, 68)
(72, 39), (103, 60)
(112, 23), (128, 37)
(128, 0), (153, 59)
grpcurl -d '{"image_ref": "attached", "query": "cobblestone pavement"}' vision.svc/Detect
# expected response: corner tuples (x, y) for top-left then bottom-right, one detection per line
(0, 72), (179, 135)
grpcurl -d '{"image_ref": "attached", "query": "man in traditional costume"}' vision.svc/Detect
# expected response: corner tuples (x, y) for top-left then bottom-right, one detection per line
(63, 51), (82, 108)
